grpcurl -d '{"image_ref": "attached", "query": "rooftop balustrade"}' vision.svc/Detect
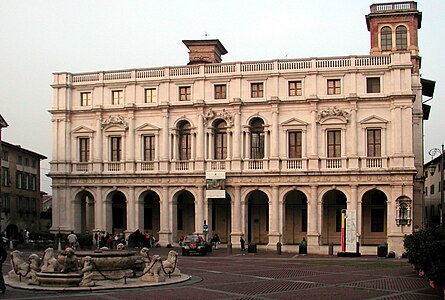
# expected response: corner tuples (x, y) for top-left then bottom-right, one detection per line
(65, 55), (395, 85)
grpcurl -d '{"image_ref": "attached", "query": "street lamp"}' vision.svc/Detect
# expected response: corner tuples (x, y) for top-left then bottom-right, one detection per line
(428, 144), (444, 225)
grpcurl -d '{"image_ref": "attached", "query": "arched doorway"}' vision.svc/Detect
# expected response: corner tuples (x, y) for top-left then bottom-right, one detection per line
(322, 190), (347, 245)
(6, 224), (18, 240)
(284, 190), (307, 244)
(362, 189), (387, 245)
(209, 195), (231, 243)
(111, 191), (127, 233)
(175, 191), (195, 241)
(248, 190), (269, 244)
(143, 191), (160, 240)
(77, 191), (95, 234)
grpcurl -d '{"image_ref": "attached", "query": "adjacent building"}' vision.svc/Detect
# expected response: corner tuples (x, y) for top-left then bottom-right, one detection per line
(49, 2), (431, 255)
(1, 141), (47, 238)
(424, 151), (444, 227)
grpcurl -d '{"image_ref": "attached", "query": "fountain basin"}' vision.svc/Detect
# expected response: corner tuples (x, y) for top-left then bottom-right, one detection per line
(59, 250), (137, 280)
(36, 272), (82, 286)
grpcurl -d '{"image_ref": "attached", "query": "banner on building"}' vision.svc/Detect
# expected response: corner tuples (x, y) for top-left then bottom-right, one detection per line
(345, 209), (357, 253)
(206, 172), (226, 198)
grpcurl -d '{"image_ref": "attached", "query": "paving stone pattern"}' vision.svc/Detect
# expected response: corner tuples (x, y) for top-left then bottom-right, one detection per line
(1, 248), (441, 299)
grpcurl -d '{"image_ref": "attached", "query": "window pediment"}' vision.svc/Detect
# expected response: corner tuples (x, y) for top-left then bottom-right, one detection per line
(101, 115), (128, 131)
(360, 115), (388, 128)
(281, 117), (308, 129)
(72, 125), (95, 135)
(136, 123), (160, 134)
(317, 107), (349, 125)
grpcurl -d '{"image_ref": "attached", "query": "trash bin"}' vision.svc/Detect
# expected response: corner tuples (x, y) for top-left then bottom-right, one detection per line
(248, 243), (257, 253)
(377, 243), (388, 257)
(328, 242), (334, 255)
(299, 244), (307, 255)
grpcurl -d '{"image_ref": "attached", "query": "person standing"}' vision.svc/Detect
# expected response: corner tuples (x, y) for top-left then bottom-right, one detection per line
(240, 237), (246, 251)
(67, 231), (78, 249)
(0, 241), (7, 293)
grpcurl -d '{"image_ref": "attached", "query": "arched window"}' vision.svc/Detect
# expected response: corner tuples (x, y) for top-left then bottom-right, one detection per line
(380, 26), (392, 51)
(214, 120), (227, 159)
(396, 25), (407, 50)
(178, 122), (191, 160)
(250, 118), (264, 159)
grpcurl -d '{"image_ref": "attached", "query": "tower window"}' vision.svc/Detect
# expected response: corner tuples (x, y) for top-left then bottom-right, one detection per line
(381, 26), (392, 51)
(396, 25), (407, 50)
(327, 79), (341, 95)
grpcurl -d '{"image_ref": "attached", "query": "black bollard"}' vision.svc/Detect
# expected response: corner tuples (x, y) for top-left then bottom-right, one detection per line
(277, 242), (282, 255)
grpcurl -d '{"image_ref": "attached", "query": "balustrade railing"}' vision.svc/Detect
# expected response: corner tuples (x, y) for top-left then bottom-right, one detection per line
(107, 162), (123, 172)
(68, 55), (395, 84)
(248, 159), (264, 170)
(324, 158), (343, 169)
(141, 161), (155, 171)
(210, 160), (226, 170)
(366, 157), (383, 168)
(175, 161), (190, 171)
(286, 159), (303, 169)
(371, 2), (415, 12)
(72, 162), (91, 172)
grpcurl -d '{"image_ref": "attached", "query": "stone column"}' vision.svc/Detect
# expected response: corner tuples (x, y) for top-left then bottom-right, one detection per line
(307, 185), (319, 246)
(196, 186), (205, 234)
(309, 107), (318, 170)
(349, 185), (359, 243)
(268, 185), (281, 245)
(160, 111), (169, 171)
(94, 186), (103, 231)
(231, 186), (242, 245)
(159, 186), (171, 245)
(127, 113), (135, 172)
(127, 186), (136, 232)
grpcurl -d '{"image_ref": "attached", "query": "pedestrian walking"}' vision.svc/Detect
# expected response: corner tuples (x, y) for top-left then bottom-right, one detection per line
(240, 237), (246, 251)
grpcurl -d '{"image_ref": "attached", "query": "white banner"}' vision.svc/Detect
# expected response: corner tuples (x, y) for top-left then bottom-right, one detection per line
(345, 209), (357, 253)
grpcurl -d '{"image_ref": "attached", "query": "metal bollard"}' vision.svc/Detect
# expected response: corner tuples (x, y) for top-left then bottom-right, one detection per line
(10, 239), (13, 250)
(277, 242), (282, 255)
(227, 242), (232, 254)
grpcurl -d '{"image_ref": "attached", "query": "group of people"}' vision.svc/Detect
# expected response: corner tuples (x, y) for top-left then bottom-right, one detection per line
(94, 231), (126, 249)
(127, 229), (156, 248)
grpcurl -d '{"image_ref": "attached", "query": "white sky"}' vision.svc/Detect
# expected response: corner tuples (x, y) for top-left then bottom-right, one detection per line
(1, 0), (444, 194)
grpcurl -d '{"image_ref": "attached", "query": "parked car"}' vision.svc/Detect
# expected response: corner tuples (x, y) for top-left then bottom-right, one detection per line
(180, 234), (208, 256)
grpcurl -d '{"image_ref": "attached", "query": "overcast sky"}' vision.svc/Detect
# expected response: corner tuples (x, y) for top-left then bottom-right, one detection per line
(1, 0), (444, 194)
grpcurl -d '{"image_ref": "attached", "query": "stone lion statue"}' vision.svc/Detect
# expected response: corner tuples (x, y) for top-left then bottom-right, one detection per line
(141, 254), (164, 283)
(41, 247), (60, 273)
(162, 250), (180, 276)
(61, 247), (79, 273)
(28, 254), (41, 285)
(8, 250), (30, 280)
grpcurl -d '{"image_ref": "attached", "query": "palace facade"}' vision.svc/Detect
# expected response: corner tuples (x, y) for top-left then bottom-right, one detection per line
(49, 2), (429, 255)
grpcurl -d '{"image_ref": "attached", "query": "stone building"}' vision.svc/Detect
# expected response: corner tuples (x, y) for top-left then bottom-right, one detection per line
(1, 141), (47, 237)
(49, 2), (431, 255)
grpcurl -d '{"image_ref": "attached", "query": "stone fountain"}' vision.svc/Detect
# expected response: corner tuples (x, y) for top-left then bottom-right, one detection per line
(6, 246), (188, 290)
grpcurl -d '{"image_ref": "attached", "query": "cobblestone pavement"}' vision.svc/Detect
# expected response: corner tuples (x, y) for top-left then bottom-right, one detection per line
(1, 246), (441, 299)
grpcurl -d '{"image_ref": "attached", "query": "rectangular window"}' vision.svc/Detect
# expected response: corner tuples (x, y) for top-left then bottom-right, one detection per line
(31, 174), (37, 191)
(431, 185), (435, 195)
(288, 81), (302, 96)
(81, 92), (92, 106)
(25, 158), (29, 166)
(288, 131), (302, 158)
(371, 209), (385, 232)
(425, 186), (428, 196)
(327, 130), (341, 157)
(18, 155), (22, 165)
(110, 137), (122, 162)
(367, 129), (381, 157)
(251, 83), (264, 98)
(144, 88), (157, 103)
(32, 160), (36, 168)
(79, 138), (90, 162)
(143, 135), (155, 161)
(367, 77), (381, 93)
(214, 84), (227, 99)
(327, 79), (341, 95)
(179, 86), (191, 101)
(1, 194), (10, 211)
(1, 167), (10, 186)
(112, 90), (123, 105)
(16, 171), (22, 189)
(1, 150), (8, 161)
